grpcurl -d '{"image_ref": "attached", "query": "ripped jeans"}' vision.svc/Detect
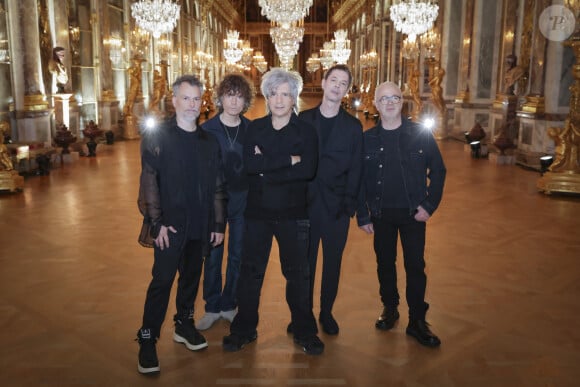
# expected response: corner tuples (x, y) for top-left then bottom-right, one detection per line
(230, 218), (318, 339)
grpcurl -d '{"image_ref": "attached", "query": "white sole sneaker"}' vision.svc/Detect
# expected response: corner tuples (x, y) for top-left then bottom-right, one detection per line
(173, 332), (208, 351)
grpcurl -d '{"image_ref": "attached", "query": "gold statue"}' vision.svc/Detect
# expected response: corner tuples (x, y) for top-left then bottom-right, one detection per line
(0, 121), (13, 171)
(408, 67), (422, 120)
(48, 47), (68, 93)
(429, 67), (446, 115)
(547, 119), (580, 173)
(148, 69), (167, 115)
(123, 57), (143, 117)
(201, 82), (214, 119)
(503, 54), (525, 95)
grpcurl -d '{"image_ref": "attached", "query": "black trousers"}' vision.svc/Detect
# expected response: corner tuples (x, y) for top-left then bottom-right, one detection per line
(141, 235), (203, 338)
(372, 208), (429, 321)
(230, 218), (318, 339)
(307, 196), (350, 316)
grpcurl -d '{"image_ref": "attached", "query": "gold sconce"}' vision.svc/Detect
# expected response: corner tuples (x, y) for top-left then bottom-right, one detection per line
(421, 29), (440, 59)
(69, 25), (80, 61)
(131, 27), (150, 58)
(104, 34), (125, 67)
(156, 34), (173, 61)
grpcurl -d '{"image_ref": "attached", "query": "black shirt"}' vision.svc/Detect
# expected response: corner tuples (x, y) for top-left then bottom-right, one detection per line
(380, 127), (408, 209)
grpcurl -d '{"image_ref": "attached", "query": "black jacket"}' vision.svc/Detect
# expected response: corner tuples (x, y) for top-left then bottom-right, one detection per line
(244, 113), (318, 220)
(138, 116), (227, 255)
(300, 105), (363, 218)
(356, 118), (446, 225)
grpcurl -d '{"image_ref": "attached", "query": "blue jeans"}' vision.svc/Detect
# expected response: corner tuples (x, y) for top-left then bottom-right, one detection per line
(202, 200), (245, 313)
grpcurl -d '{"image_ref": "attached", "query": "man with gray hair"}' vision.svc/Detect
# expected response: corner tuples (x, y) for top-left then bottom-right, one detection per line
(222, 68), (324, 355)
(136, 74), (226, 374)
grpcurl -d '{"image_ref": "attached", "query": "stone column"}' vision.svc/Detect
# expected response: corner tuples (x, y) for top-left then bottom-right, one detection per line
(7, 0), (52, 147)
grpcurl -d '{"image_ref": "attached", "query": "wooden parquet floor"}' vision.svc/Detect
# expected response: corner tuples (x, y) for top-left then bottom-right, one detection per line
(1, 96), (580, 386)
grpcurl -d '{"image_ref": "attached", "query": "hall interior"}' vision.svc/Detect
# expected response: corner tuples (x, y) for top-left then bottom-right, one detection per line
(1, 95), (580, 386)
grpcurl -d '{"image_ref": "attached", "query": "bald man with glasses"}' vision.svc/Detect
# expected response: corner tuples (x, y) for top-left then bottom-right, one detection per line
(356, 81), (446, 348)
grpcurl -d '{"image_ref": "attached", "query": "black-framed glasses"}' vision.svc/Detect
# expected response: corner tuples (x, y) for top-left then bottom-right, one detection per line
(377, 95), (402, 105)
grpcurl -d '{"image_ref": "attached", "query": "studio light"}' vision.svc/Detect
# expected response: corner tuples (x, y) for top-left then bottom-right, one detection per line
(470, 141), (481, 159)
(540, 155), (554, 175)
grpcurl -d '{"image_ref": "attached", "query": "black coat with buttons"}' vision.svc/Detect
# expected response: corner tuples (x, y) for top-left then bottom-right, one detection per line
(356, 117), (446, 226)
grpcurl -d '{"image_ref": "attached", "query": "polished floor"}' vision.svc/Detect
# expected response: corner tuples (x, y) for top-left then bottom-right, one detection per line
(1, 96), (580, 386)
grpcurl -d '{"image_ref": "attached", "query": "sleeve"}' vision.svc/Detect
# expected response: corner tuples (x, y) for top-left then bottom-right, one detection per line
(137, 132), (163, 239)
(263, 124), (319, 184)
(212, 144), (227, 234)
(421, 133), (446, 215)
(342, 119), (364, 217)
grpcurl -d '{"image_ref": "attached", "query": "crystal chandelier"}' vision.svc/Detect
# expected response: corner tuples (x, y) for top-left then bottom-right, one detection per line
(331, 29), (351, 64)
(252, 51), (268, 73)
(223, 29), (243, 64)
(319, 41), (335, 70)
(258, 0), (313, 27)
(390, 0), (439, 42)
(271, 23), (304, 58)
(131, 0), (181, 39)
(278, 55), (295, 70)
(240, 40), (254, 67)
(306, 53), (321, 74)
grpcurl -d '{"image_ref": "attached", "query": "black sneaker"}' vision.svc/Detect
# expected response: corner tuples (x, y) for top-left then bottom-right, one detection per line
(319, 313), (339, 335)
(173, 319), (208, 351)
(137, 329), (160, 374)
(294, 335), (325, 355)
(375, 307), (400, 331)
(222, 332), (257, 352)
(406, 320), (441, 348)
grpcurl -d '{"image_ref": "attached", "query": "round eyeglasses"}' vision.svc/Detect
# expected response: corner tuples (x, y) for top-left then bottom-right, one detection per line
(377, 95), (402, 105)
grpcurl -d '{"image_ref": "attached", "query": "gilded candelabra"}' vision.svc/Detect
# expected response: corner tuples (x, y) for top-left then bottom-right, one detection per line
(537, 31), (580, 195)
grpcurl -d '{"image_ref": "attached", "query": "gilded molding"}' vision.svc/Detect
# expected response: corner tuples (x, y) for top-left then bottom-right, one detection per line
(211, 0), (241, 28)
(23, 94), (49, 112)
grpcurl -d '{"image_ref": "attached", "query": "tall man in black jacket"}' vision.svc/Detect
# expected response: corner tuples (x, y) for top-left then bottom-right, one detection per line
(357, 81), (446, 348)
(222, 68), (324, 355)
(298, 64), (363, 335)
(136, 75), (226, 374)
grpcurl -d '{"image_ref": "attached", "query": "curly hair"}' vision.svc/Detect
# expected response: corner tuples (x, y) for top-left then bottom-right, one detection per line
(260, 68), (303, 115)
(214, 73), (255, 114)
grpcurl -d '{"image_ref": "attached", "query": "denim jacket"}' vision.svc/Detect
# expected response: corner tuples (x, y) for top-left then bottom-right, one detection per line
(356, 118), (446, 226)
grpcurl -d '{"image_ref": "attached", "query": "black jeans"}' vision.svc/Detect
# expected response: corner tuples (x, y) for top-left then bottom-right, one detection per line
(372, 208), (429, 321)
(307, 196), (350, 316)
(230, 218), (318, 339)
(141, 235), (203, 338)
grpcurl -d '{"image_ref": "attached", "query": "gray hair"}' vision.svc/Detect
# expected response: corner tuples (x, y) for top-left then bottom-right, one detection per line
(260, 68), (303, 114)
(172, 74), (204, 96)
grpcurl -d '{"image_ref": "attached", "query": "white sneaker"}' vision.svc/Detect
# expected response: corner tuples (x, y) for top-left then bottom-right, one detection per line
(195, 312), (221, 330)
(220, 309), (237, 323)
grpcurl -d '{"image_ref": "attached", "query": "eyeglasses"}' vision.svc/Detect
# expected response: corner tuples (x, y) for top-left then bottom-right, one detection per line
(377, 95), (402, 105)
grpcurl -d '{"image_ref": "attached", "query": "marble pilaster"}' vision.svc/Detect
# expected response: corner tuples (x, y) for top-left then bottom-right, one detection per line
(7, 0), (52, 146)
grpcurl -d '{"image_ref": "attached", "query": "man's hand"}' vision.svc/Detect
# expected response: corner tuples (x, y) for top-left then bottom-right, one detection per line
(155, 225), (177, 250)
(414, 205), (431, 222)
(359, 223), (374, 234)
(211, 232), (225, 247)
